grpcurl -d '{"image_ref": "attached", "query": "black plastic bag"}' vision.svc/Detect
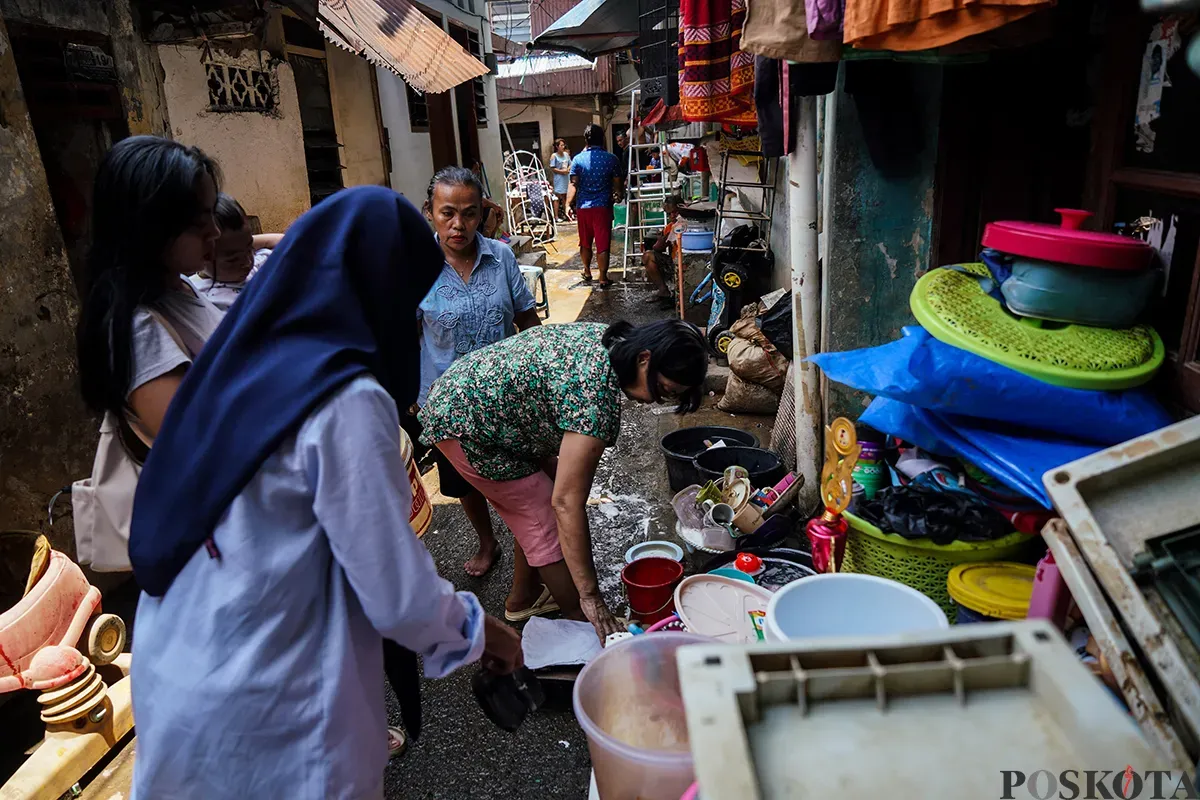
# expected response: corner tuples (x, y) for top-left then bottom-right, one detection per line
(857, 485), (1010, 545)
(472, 666), (545, 732)
(759, 291), (794, 360)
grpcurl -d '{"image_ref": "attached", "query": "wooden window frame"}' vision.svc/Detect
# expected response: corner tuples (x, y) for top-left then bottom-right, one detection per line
(1086, 5), (1200, 412)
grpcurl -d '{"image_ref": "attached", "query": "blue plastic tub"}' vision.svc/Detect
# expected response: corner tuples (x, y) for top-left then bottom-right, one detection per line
(681, 230), (715, 252)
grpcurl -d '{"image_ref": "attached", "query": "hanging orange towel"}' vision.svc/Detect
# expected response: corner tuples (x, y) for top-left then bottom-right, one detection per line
(844, 0), (1055, 51)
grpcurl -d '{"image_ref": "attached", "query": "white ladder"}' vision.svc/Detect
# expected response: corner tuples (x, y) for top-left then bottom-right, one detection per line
(620, 87), (670, 280)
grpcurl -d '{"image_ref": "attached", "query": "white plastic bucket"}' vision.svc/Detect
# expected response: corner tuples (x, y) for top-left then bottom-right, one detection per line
(765, 573), (948, 642)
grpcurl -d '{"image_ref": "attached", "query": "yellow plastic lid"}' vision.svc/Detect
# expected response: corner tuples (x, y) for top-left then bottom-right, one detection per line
(946, 562), (1035, 620)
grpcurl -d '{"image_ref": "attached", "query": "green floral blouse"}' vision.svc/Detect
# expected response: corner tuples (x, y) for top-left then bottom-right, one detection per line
(418, 322), (623, 481)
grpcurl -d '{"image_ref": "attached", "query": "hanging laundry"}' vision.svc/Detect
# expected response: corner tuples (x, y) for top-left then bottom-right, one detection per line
(679, 0), (758, 124)
(843, 0), (1055, 52)
(806, 0), (845, 40)
(741, 0), (843, 63)
(755, 57), (839, 157)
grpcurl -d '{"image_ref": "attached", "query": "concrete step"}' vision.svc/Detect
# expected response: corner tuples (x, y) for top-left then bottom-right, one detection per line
(704, 363), (731, 395)
(518, 251), (547, 268)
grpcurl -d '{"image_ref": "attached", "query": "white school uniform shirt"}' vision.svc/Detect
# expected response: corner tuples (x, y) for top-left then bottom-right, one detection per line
(129, 375), (485, 800)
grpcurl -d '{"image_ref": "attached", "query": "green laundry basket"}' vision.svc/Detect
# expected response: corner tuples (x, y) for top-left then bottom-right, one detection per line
(841, 512), (1035, 620)
(910, 263), (1164, 390)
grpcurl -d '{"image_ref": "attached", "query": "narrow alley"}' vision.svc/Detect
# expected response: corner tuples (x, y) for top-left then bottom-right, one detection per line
(2, 0), (1200, 798)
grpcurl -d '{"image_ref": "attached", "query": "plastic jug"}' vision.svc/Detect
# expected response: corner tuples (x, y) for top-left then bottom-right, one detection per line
(573, 633), (708, 799)
(1027, 551), (1072, 629)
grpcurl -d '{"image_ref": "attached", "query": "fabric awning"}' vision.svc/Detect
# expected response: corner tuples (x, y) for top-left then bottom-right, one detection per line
(317, 0), (487, 94)
(531, 0), (638, 59)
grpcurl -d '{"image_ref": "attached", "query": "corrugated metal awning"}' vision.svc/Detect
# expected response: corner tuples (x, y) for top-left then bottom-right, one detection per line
(317, 0), (488, 94)
(532, 0), (638, 59)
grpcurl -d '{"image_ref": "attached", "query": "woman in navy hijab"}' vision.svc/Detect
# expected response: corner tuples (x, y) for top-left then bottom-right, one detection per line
(127, 186), (522, 798)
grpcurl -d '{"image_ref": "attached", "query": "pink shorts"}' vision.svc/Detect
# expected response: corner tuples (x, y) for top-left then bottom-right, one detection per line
(435, 440), (564, 568)
(575, 206), (613, 253)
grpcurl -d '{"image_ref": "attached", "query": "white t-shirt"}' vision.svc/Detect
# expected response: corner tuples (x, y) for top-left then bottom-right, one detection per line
(128, 279), (225, 398)
(187, 248), (273, 311)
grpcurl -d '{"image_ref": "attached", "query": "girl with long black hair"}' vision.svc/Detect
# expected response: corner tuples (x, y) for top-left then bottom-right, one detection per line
(76, 135), (224, 440)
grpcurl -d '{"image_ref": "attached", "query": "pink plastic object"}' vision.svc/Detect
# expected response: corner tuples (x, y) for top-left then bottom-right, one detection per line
(673, 575), (772, 644)
(645, 614), (688, 633)
(680, 782), (700, 800)
(0, 550), (101, 693)
(806, 515), (848, 574)
(981, 208), (1153, 271)
(1027, 550), (1073, 630)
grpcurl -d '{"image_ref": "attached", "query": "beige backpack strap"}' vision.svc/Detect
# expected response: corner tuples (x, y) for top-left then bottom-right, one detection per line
(145, 306), (195, 359)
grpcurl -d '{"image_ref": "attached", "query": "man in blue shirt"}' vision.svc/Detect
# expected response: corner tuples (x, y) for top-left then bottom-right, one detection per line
(567, 124), (623, 287)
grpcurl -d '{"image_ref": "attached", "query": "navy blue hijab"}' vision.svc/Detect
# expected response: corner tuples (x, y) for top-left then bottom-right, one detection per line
(130, 186), (443, 597)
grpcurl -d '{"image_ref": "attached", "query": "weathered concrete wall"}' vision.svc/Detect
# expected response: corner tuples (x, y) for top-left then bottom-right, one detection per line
(158, 42), (309, 232)
(0, 0), (107, 31)
(0, 15), (95, 548)
(375, 67), (437, 205)
(498, 101), (555, 167)
(326, 43), (386, 188)
(0, 0), (171, 139)
(824, 65), (941, 421)
(107, 0), (170, 137)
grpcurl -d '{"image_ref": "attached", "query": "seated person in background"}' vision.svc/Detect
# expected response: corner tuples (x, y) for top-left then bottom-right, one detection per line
(187, 193), (282, 310)
(640, 196), (680, 303)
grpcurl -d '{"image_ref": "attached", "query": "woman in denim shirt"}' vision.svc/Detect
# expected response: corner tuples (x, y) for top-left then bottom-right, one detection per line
(408, 166), (542, 578)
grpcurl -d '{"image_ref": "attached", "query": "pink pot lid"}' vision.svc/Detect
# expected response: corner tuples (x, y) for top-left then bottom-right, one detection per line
(981, 209), (1153, 271)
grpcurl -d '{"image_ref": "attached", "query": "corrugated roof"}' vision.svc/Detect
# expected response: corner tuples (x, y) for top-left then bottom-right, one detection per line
(532, 0), (638, 59)
(317, 0), (487, 94)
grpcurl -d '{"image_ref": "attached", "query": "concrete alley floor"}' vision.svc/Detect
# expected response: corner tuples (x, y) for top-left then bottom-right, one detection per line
(383, 226), (774, 799)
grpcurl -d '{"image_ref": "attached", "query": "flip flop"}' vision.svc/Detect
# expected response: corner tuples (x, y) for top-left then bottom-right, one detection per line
(387, 726), (407, 759)
(580, 271), (593, 284)
(504, 586), (561, 623)
(597, 280), (614, 289)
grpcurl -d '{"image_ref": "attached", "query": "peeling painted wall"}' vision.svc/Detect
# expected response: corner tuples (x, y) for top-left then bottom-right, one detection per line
(158, 42), (310, 232)
(326, 43), (386, 188)
(824, 66), (942, 421)
(0, 15), (95, 548)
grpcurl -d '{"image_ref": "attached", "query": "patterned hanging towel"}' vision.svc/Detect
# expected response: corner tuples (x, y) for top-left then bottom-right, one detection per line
(678, 0), (758, 124)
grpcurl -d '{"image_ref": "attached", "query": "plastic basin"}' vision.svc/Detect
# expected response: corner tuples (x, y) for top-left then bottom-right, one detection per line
(765, 573), (949, 642)
(660, 426), (758, 492)
(680, 230), (714, 251)
(573, 633), (709, 800)
(693, 446), (785, 489)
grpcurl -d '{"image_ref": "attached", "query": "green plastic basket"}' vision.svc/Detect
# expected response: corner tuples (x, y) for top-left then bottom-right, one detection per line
(841, 512), (1035, 620)
(910, 263), (1164, 390)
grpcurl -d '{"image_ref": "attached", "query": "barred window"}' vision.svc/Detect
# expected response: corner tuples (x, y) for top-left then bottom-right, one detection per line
(206, 63), (274, 112)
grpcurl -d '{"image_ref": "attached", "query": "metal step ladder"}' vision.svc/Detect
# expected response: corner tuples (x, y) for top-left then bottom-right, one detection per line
(712, 149), (776, 260)
(620, 86), (669, 280)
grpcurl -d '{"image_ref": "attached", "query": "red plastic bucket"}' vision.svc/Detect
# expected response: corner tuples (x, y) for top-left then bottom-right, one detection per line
(622, 557), (685, 625)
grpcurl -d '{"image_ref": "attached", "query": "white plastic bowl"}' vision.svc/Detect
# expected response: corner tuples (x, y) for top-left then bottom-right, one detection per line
(625, 540), (685, 564)
(765, 573), (948, 642)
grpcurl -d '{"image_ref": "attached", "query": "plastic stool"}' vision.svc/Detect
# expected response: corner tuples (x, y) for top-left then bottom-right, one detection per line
(520, 264), (549, 318)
